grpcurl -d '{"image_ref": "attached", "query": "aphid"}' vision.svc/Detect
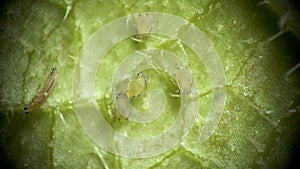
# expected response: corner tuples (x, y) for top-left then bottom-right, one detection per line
(24, 67), (58, 114)
(127, 72), (149, 99)
(174, 66), (193, 94)
(132, 13), (153, 42)
(113, 93), (130, 121)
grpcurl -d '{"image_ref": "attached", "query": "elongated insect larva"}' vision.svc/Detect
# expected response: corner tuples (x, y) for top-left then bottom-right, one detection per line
(24, 67), (58, 114)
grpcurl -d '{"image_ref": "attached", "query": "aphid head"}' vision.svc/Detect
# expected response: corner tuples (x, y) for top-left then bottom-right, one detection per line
(52, 67), (57, 72)
(137, 72), (149, 82)
(24, 105), (29, 114)
(115, 93), (127, 100)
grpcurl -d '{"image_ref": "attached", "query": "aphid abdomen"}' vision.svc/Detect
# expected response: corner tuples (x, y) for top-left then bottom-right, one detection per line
(127, 72), (148, 99)
(114, 93), (130, 119)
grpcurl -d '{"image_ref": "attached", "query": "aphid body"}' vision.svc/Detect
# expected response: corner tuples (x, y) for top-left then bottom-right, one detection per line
(132, 13), (152, 42)
(113, 93), (130, 120)
(24, 67), (58, 113)
(174, 66), (193, 94)
(127, 72), (148, 99)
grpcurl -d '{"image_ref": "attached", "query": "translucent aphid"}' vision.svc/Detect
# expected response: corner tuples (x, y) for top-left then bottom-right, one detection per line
(113, 93), (130, 121)
(174, 66), (193, 94)
(132, 13), (153, 42)
(127, 72), (149, 99)
(24, 67), (58, 114)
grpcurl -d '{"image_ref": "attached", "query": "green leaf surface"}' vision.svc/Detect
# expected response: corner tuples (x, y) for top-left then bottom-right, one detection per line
(1, 0), (300, 168)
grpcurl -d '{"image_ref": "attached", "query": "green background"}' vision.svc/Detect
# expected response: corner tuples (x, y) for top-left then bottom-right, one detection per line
(0, 0), (300, 168)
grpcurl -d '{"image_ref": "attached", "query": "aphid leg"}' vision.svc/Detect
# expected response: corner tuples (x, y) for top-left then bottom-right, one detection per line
(67, 55), (77, 61)
(267, 10), (291, 43)
(170, 78), (181, 98)
(63, 0), (73, 21)
(267, 27), (287, 43)
(63, 5), (71, 21)
(107, 104), (112, 118)
(55, 109), (65, 124)
(110, 97), (118, 122)
(170, 92), (180, 98)
(258, 0), (269, 5)
(75, 20), (80, 31)
(131, 37), (144, 43)
(176, 40), (188, 57)
(94, 146), (109, 169)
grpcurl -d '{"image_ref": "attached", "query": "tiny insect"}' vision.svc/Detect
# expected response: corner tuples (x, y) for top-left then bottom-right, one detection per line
(127, 72), (149, 99)
(24, 67), (58, 114)
(174, 66), (193, 94)
(132, 13), (153, 42)
(112, 93), (130, 121)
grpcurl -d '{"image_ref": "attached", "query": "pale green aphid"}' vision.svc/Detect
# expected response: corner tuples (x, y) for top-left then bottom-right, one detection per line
(112, 93), (129, 121)
(24, 67), (58, 114)
(127, 72), (149, 99)
(174, 66), (193, 94)
(132, 13), (152, 42)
